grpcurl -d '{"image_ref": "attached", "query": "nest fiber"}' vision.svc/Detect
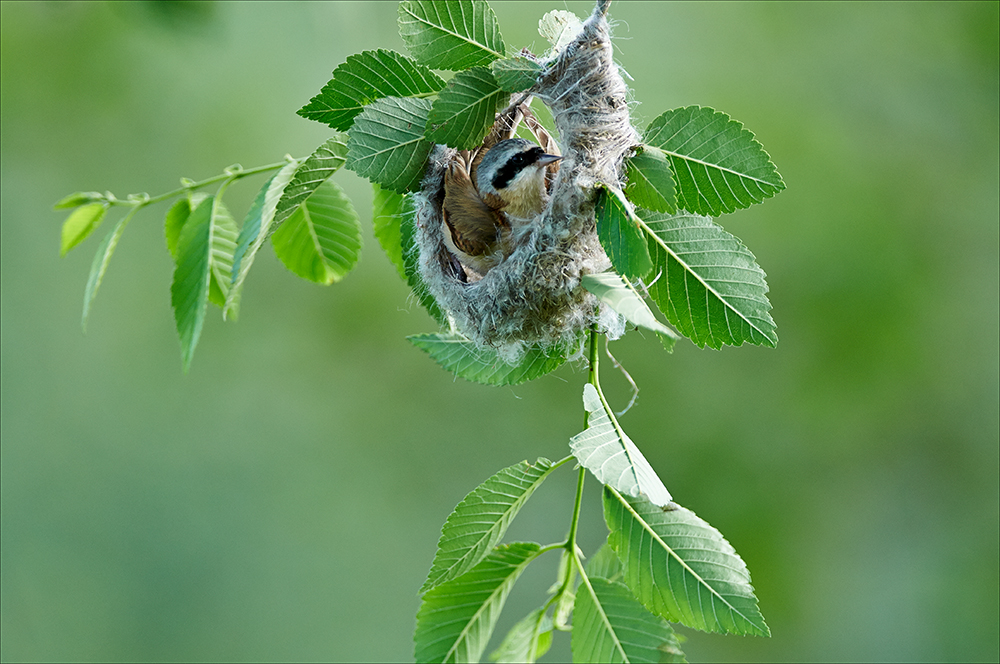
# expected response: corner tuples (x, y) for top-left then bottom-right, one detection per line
(411, 5), (638, 362)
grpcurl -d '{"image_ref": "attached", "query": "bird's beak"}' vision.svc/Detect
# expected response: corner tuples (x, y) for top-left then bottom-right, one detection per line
(536, 153), (562, 167)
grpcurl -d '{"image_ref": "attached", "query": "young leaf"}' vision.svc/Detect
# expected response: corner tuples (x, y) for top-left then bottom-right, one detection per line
(570, 383), (673, 507)
(297, 49), (446, 131)
(372, 184), (408, 281)
(206, 201), (238, 309)
(164, 193), (208, 261)
(643, 106), (784, 216)
(572, 576), (687, 664)
(422, 458), (558, 593)
(346, 96), (434, 194)
(624, 146), (676, 214)
(489, 608), (553, 663)
(581, 272), (680, 345)
(603, 487), (770, 637)
(640, 210), (777, 349)
(399, 200), (448, 324)
(54, 191), (103, 210)
(426, 67), (506, 150)
(596, 186), (653, 280)
(398, 0), (505, 71)
(414, 542), (540, 664)
(538, 10), (583, 52)
(491, 56), (543, 93)
(170, 196), (215, 372)
(82, 209), (136, 332)
(271, 179), (362, 285)
(226, 160), (299, 319)
(60, 202), (107, 257)
(274, 136), (348, 229)
(408, 332), (568, 386)
(585, 540), (624, 582)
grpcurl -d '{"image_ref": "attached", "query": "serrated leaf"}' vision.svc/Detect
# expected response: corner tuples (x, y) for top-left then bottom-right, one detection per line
(399, 0), (505, 71)
(274, 136), (349, 229)
(298, 49), (445, 131)
(596, 187), (653, 280)
(643, 106), (784, 216)
(170, 196), (214, 372)
(54, 191), (103, 210)
(422, 458), (557, 593)
(399, 199), (449, 324)
(81, 209), (136, 332)
(206, 201), (238, 309)
(538, 10), (583, 52)
(640, 210), (776, 349)
(571, 383), (672, 507)
(624, 146), (676, 214)
(346, 96), (434, 194)
(415, 543), (540, 664)
(272, 179), (362, 285)
(372, 183), (408, 281)
(60, 202), (107, 257)
(427, 67), (506, 149)
(408, 332), (568, 386)
(491, 56), (542, 93)
(164, 193), (208, 261)
(581, 272), (679, 345)
(489, 608), (553, 663)
(604, 488), (769, 637)
(585, 540), (623, 582)
(226, 160), (299, 319)
(573, 576), (687, 663)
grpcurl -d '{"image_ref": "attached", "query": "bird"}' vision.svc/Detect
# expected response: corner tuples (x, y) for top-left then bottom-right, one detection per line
(441, 138), (562, 277)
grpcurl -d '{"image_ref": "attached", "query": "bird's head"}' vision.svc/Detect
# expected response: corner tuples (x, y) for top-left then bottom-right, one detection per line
(476, 138), (561, 218)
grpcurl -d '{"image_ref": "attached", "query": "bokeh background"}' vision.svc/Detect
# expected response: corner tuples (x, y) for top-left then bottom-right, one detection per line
(2, 2), (997, 662)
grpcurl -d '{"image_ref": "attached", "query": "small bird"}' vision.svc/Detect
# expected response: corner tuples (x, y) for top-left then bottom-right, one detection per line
(442, 138), (561, 277)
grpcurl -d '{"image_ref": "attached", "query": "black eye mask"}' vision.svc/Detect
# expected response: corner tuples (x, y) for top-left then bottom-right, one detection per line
(492, 147), (545, 191)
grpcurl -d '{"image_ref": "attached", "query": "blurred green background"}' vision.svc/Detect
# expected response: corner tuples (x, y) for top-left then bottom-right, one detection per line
(2, 1), (997, 662)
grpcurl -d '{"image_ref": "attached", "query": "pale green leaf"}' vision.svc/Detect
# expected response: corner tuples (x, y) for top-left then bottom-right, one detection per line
(427, 67), (506, 149)
(164, 193), (208, 261)
(572, 576), (687, 664)
(207, 201), (238, 309)
(624, 146), (676, 214)
(585, 540), (623, 582)
(346, 96), (434, 194)
(596, 186), (652, 280)
(399, 0), (505, 71)
(226, 160), (299, 319)
(570, 383), (672, 507)
(414, 543), (540, 664)
(81, 208), (136, 332)
(372, 183), (408, 280)
(274, 136), (349, 229)
(640, 210), (776, 349)
(60, 202), (107, 257)
(489, 608), (552, 663)
(643, 106), (784, 216)
(604, 487), (769, 637)
(491, 56), (542, 93)
(272, 179), (362, 285)
(408, 332), (568, 386)
(54, 191), (103, 210)
(170, 196), (214, 372)
(581, 272), (679, 345)
(538, 10), (582, 52)
(422, 458), (558, 593)
(399, 199), (448, 324)
(298, 49), (445, 131)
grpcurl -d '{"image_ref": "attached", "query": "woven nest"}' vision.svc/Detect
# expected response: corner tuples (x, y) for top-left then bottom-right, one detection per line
(410, 4), (638, 363)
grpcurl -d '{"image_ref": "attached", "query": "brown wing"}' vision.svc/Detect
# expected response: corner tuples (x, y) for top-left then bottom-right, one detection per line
(442, 157), (507, 256)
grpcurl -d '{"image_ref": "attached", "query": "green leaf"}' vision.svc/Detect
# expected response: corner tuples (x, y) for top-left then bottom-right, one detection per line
(538, 10), (583, 52)
(226, 160), (299, 319)
(81, 209), (136, 332)
(54, 191), (103, 210)
(298, 50), (445, 131)
(596, 186), (653, 281)
(624, 146), (676, 214)
(491, 56), (542, 93)
(426, 67), (506, 149)
(274, 136), (349, 229)
(170, 196), (214, 372)
(346, 96), (434, 194)
(60, 202), (107, 257)
(422, 458), (557, 593)
(640, 210), (777, 349)
(571, 383), (673, 507)
(414, 542), (540, 664)
(489, 608), (552, 663)
(408, 332), (568, 386)
(643, 106), (784, 216)
(585, 540), (623, 582)
(164, 193), (207, 261)
(372, 183), (408, 281)
(272, 179), (362, 285)
(581, 272), (680, 346)
(206, 201), (238, 309)
(398, 0), (505, 71)
(603, 487), (769, 637)
(399, 199), (448, 324)
(573, 576), (687, 664)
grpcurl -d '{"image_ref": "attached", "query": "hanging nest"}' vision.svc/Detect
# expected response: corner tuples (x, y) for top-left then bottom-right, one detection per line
(409, 3), (638, 363)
